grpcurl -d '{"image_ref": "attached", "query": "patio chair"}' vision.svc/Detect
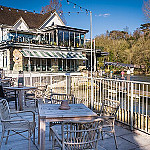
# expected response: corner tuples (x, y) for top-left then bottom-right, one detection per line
(51, 118), (103, 150)
(99, 99), (120, 149)
(47, 93), (75, 140)
(0, 85), (17, 110)
(49, 93), (75, 104)
(0, 99), (36, 150)
(24, 85), (47, 109)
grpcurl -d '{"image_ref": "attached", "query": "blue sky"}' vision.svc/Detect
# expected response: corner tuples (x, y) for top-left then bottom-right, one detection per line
(0, 0), (146, 38)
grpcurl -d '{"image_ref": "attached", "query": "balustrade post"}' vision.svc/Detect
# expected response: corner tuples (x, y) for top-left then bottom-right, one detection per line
(66, 73), (71, 95)
(130, 82), (134, 130)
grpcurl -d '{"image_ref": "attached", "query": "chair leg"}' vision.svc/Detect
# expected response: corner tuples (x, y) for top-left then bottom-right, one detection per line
(33, 128), (35, 144)
(113, 132), (118, 149)
(52, 132), (55, 150)
(28, 131), (31, 150)
(5, 130), (10, 144)
(49, 123), (52, 141)
(0, 129), (5, 149)
(101, 130), (104, 140)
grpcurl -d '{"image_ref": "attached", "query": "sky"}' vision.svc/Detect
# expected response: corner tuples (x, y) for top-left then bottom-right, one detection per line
(0, 0), (146, 38)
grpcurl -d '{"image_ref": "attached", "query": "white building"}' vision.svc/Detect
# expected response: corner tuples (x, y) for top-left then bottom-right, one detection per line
(0, 6), (89, 73)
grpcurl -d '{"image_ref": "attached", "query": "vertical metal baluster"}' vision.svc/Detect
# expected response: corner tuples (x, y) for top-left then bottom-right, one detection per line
(138, 84), (140, 129)
(95, 79), (97, 111)
(142, 84), (144, 130)
(134, 83), (137, 128)
(118, 82), (121, 121)
(131, 82), (134, 130)
(146, 84), (148, 132)
(124, 81), (127, 123)
(99, 79), (102, 112)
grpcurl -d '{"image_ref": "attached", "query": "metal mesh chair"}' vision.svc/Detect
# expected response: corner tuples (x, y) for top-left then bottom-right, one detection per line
(99, 99), (120, 149)
(51, 118), (103, 150)
(0, 84), (17, 110)
(49, 93), (75, 104)
(24, 85), (47, 109)
(0, 99), (36, 150)
(48, 93), (75, 140)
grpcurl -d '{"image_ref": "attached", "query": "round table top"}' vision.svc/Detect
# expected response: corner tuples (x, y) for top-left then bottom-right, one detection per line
(1, 79), (11, 82)
(4, 86), (37, 91)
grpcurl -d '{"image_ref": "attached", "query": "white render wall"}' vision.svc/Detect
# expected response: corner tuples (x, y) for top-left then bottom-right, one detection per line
(13, 19), (29, 31)
(41, 14), (64, 29)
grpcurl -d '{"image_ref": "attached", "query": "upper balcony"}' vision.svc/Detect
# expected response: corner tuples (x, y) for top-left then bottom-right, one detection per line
(0, 25), (89, 50)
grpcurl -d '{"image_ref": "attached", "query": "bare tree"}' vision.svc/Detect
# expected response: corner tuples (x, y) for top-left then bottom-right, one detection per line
(143, 0), (150, 21)
(41, 0), (66, 24)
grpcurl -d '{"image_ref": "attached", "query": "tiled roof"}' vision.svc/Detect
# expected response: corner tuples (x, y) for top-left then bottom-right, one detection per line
(0, 6), (52, 29)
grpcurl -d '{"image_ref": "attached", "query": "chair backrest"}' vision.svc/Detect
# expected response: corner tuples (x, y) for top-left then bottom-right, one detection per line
(0, 85), (5, 98)
(100, 99), (120, 117)
(0, 99), (11, 121)
(50, 93), (75, 104)
(61, 118), (103, 150)
(1, 81), (11, 88)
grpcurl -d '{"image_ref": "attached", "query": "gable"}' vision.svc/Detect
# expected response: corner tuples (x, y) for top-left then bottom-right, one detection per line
(13, 17), (29, 31)
(39, 12), (65, 29)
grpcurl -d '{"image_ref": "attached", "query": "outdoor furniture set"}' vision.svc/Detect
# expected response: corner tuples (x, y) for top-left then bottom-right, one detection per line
(0, 79), (120, 150)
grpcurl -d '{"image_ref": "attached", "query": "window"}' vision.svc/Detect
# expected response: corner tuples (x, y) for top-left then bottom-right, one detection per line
(70, 32), (74, 47)
(58, 30), (63, 46)
(80, 34), (84, 47)
(64, 31), (69, 47)
(75, 33), (79, 47)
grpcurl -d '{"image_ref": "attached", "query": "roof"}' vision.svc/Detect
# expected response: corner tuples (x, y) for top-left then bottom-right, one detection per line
(41, 24), (89, 33)
(0, 6), (53, 29)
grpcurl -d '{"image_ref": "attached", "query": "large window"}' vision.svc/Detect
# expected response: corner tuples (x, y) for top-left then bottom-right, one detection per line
(58, 59), (62, 71)
(80, 34), (84, 47)
(70, 32), (74, 47)
(64, 31), (69, 47)
(47, 59), (51, 71)
(58, 30), (63, 46)
(36, 59), (40, 71)
(75, 33), (79, 47)
(30, 58), (35, 71)
(54, 30), (56, 44)
(42, 59), (46, 71)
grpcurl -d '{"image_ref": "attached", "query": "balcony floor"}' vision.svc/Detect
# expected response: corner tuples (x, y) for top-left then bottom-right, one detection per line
(0, 104), (150, 150)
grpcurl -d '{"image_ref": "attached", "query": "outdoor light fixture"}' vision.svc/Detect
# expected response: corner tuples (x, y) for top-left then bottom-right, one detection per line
(67, 0), (69, 4)
(60, 11), (62, 15)
(68, 12), (70, 16)
(80, 7), (82, 11)
(74, 4), (76, 8)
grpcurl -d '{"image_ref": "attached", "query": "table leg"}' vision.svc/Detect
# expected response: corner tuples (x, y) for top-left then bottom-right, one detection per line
(14, 91), (17, 110)
(18, 90), (23, 111)
(38, 116), (40, 144)
(40, 118), (46, 150)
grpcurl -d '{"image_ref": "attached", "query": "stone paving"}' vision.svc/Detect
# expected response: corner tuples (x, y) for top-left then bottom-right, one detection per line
(0, 104), (150, 150)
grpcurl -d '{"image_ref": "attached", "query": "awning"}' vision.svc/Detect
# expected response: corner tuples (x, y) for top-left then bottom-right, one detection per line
(19, 49), (87, 60)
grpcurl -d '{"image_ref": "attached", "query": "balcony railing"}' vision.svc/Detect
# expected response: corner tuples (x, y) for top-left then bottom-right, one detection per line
(1, 36), (85, 48)
(5, 72), (150, 134)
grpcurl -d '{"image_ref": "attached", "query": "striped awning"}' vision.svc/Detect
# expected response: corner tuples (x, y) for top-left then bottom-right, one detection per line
(19, 49), (87, 60)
